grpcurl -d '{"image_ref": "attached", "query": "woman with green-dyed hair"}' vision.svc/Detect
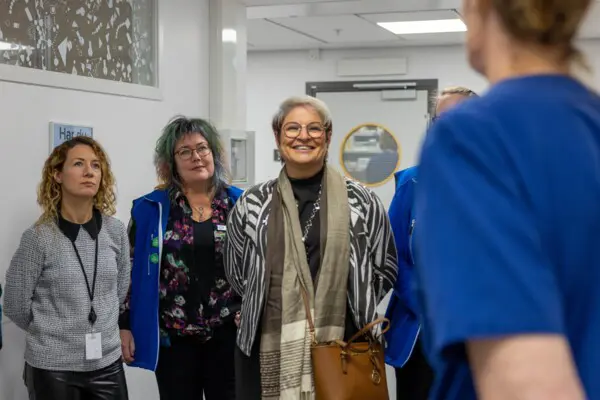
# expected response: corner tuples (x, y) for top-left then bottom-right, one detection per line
(118, 115), (243, 400)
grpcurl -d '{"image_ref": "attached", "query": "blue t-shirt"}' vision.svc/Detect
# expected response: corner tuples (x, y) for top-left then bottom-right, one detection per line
(415, 75), (600, 399)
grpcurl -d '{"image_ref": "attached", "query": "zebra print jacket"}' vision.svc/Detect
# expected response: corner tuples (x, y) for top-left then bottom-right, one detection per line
(224, 177), (398, 356)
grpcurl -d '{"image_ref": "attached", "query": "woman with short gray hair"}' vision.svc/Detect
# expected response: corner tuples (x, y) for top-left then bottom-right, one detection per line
(225, 95), (398, 399)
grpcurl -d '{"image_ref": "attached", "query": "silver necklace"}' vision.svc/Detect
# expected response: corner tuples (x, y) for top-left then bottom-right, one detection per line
(299, 185), (322, 243)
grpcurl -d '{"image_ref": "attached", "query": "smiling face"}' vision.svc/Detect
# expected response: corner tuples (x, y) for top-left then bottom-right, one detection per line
(174, 132), (215, 187)
(54, 144), (102, 199)
(277, 105), (330, 177)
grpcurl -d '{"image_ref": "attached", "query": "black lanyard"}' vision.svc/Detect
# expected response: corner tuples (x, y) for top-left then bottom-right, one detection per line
(71, 239), (99, 326)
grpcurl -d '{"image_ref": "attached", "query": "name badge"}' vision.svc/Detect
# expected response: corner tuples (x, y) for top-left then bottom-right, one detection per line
(85, 332), (103, 360)
(217, 225), (227, 232)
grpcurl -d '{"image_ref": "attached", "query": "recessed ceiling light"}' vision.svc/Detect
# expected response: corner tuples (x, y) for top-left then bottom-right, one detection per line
(377, 19), (467, 35)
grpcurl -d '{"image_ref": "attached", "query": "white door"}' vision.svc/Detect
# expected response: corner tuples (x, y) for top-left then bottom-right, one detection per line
(317, 90), (430, 208)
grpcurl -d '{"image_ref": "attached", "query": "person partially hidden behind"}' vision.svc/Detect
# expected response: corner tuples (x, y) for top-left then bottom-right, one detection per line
(385, 86), (477, 400)
(365, 131), (400, 185)
(4, 136), (131, 400)
(416, 0), (600, 399)
(119, 116), (242, 400)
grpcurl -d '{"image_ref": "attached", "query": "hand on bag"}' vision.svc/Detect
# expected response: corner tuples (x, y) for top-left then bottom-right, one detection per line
(234, 312), (241, 328)
(120, 329), (135, 364)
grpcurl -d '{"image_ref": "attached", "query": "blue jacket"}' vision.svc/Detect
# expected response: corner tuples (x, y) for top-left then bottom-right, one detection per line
(384, 166), (420, 367)
(127, 186), (243, 371)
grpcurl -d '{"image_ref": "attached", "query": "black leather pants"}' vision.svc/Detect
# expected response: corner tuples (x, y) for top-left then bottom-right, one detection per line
(24, 359), (129, 400)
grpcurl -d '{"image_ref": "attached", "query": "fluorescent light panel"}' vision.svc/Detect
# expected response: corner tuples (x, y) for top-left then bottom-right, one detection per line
(378, 19), (466, 35)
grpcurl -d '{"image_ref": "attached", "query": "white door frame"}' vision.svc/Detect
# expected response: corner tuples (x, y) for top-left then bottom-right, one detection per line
(306, 79), (439, 118)
(306, 78), (439, 186)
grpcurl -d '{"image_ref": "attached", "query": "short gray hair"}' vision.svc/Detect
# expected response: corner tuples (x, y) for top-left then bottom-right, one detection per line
(271, 95), (333, 139)
(439, 86), (478, 98)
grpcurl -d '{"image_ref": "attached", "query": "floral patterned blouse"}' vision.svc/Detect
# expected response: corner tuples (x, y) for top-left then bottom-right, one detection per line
(124, 187), (241, 345)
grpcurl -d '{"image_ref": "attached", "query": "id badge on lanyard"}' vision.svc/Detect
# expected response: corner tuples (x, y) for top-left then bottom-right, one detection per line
(71, 237), (103, 360)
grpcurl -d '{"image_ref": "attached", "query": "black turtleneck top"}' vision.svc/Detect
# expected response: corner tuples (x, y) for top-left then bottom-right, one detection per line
(289, 168), (359, 340)
(289, 168), (323, 282)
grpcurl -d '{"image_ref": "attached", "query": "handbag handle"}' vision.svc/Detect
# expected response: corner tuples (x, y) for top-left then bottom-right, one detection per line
(299, 283), (390, 345)
(347, 317), (390, 346)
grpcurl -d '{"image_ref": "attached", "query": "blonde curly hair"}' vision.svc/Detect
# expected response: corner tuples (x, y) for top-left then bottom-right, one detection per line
(37, 136), (117, 224)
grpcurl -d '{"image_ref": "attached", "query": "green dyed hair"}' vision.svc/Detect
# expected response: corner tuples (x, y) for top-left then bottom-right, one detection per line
(154, 115), (229, 194)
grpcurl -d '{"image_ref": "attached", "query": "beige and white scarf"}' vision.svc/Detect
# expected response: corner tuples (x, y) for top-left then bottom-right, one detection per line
(259, 165), (350, 399)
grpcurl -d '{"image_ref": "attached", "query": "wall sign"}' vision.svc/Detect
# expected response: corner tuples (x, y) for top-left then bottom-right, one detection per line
(49, 122), (93, 151)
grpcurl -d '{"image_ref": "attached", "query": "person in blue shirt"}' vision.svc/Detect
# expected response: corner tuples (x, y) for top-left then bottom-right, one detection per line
(415, 0), (600, 399)
(385, 86), (476, 400)
(365, 131), (400, 184)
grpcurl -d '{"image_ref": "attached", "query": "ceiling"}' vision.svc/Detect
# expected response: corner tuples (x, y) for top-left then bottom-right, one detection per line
(242, 0), (357, 5)
(245, 0), (600, 51)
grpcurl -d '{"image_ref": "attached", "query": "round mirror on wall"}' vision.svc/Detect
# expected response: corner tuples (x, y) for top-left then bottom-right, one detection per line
(340, 123), (401, 187)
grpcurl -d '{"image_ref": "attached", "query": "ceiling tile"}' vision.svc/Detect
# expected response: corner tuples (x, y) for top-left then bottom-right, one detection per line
(243, 0), (355, 5)
(247, 19), (324, 50)
(268, 14), (401, 43)
(359, 10), (461, 24)
(395, 31), (465, 44)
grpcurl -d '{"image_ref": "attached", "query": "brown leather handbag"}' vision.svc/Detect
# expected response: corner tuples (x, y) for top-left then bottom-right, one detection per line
(301, 288), (391, 400)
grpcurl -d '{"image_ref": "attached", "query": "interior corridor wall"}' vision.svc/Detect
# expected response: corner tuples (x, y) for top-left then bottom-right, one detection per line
(0, 0), (210, 399)
(247, 39), (600, 182)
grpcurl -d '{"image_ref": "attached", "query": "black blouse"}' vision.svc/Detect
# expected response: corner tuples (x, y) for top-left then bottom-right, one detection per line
(289, 169), (359, 340)
(289, 169), (322, 281)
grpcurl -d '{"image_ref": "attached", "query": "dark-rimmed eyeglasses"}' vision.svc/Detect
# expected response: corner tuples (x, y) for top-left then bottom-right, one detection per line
(282, 122), (325, 139)
(175, 145), (211, 160)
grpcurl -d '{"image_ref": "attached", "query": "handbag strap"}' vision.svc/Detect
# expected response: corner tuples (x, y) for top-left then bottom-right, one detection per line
(299, 283), (390, 345)
(299, 283), (317, 343)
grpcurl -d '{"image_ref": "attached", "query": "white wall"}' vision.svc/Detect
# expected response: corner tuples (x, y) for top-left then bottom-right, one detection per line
(247, 40), (600, 182)
(0, 0), (209, 399)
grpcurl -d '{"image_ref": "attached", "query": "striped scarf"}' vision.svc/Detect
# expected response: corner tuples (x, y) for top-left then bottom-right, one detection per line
(259, 166), (350, 399)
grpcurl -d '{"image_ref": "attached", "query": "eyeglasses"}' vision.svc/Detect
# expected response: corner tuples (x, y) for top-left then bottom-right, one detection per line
(175, 145), (211, 160)
(282, 122), (326, 139)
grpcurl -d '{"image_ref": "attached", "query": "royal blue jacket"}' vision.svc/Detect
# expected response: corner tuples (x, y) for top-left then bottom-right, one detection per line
(126, 186), (243, 371)
(384, 166), (420, 367)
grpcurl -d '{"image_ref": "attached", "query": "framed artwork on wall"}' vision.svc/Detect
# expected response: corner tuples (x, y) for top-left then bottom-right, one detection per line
(0, 0), (160, 99)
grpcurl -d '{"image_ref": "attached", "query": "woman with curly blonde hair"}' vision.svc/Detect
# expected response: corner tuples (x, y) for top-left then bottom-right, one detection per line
(4, 136), (131, 400)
